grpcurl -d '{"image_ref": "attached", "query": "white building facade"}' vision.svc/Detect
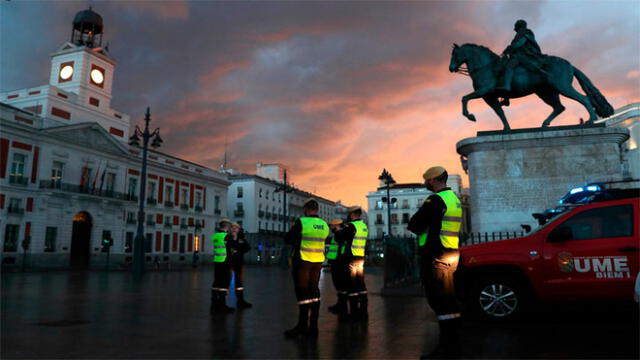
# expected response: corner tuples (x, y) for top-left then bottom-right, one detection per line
(597, 102), (640, 180)
(366, 174), (465, 239)
(1, 9), (229, 269)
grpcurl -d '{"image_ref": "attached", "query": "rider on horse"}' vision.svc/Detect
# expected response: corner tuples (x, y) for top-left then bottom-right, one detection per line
(497, 19), (547, 92)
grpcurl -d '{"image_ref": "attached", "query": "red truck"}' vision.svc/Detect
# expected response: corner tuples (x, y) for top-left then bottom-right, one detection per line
(458, 191), (639, 320)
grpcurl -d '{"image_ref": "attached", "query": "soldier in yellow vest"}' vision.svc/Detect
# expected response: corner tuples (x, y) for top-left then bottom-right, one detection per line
(210, 218), (234, 313)
(283, 198), (330, 338)
(336, 205), (369, 321)
(326, 218), (349, 316)
(408, 166), (463, 358)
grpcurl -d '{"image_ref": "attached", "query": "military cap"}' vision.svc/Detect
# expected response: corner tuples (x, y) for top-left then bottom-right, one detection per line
(347, 205), (362, 213)
(328, 218), (344, 226)
(219, 218), (232, 225)
(303, 198), (318, 206)
(422, 166), (447, 180)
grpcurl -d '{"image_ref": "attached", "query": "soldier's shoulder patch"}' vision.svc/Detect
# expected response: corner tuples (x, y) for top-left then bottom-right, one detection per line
(424, 198), (432, 204)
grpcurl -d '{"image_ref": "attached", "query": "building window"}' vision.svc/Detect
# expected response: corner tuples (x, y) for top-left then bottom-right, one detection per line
(402, 199), (409, 209)
(11, 153), (26, 177)
(125, 232), (134, 253)
(179, 235), (186, 253)
(266, 190), (269, 200)
(237, 202), (243, 211)
(101, 230), (112, 252)
(181, 188), (188, 205)
(3, 224), (19, 252)
(402, 213), (410, 224)
(147, 182), (156, 200)
(376, 214), (383, 225)
(165, 185), (173, 203)
(145, 233), (152, 253)
(237, 187), (243, 198)
(258, 221), (261, 230)
(51, 161), (64, 187)
(44, 227), (57, 252)
(259, 188), (262, 198)
(128, 177), (138, 198)
(163, 234), (170, 253)
(195, 192), (203, 208)
(8, 198), (23, 213)
(376, 200), (383, 210)
(390, 214), (399, 224)
(213, 195), (219, 211)
(105, 172), (116, 192)
(416, 198), (424, 207)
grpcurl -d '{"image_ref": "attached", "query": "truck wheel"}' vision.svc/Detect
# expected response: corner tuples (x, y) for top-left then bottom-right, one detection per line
(471, 276), (526, 320)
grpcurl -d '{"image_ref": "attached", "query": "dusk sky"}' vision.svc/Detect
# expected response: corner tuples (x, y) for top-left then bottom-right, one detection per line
(2, 0), (639, 206)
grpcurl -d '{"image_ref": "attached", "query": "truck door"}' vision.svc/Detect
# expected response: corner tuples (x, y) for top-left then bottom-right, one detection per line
(541, 201), (638, 301)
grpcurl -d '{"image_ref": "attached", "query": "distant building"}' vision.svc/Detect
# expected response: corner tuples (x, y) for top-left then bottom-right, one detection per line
(366, 174), (468, 239)
(596, 102), (639, 179)
(226, 164), (336, 264)
(1, 9), (229, 270)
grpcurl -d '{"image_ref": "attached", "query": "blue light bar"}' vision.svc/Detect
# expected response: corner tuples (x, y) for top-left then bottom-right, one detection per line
(570, 187), (583, 194)
(586, 185), (601, 192)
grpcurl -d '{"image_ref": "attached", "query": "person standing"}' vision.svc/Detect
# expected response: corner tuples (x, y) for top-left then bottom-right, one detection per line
(408, 166), (463, 358)
(327, 219), (348, 316)
(229, 222), (253, 309)
(336, 206), (369, 321)
(283, 198), (330, 337)
(211, 219), (234, 313)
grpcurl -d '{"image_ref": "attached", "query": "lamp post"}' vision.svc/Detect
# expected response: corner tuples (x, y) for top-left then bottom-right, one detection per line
(129, 107), (163, 278)
(274, 169), (294, 269)
(378, 169), (396, 239)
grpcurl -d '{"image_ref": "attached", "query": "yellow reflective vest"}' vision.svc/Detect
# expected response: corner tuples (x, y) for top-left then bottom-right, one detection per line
(326, 238), (339, 260)
(211, 232), (228, 263)
(349, 220), (368, 257)
(418, 190), (462, 249)
(299, 217), (330, 263)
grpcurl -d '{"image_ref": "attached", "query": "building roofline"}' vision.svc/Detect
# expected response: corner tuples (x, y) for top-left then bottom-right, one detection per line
(229, 173), (335, 205)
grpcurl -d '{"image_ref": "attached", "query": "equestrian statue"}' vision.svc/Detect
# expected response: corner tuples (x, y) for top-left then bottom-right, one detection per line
(449, 19), (614, 131)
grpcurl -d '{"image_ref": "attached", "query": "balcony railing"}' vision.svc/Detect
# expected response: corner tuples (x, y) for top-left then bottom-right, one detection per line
(9, 175), (29, 186)
(164, 222), (172, 228)
(234, 210), (245, 217)
(147, 198), (157, 205)
(213, 209), (221, 215)
(180, 223), (188, 229)
(195, 206), (203, 213)
(126, 218), (137, 224)
(258, 211), (265, 218)
(39, 180), (131, 201)
(180, 204), (189, 210)
(266, 212), (272, 219)
(164, 201), (174, 208)
(146, 220), (156, 226)
(374, 220), (384, 225)
(7, 206), (24, 215)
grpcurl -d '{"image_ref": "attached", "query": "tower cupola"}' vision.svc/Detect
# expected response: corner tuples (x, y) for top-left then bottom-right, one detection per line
(71, 7), (104, 48)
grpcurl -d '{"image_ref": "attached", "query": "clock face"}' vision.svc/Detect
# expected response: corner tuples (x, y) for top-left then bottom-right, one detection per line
(59, 65), (73, 80)
(90, 69), (104, 84)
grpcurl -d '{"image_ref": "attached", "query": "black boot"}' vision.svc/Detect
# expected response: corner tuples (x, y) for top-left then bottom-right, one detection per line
(218, 292), (235, 313)
(284, 304), (309, 337)
(236, 290), (253, 309)
(343, 294), (359, 321)
(358, 293), (369, 322)
(329, 293), (347, 315)
(308, 301), (320, 337)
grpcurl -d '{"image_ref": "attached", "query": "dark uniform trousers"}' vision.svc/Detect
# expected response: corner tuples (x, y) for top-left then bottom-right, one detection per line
(290, 258), (322, 332)
(330, 258), (349, 296)
(420, 248), (461, 353)
(420, 249), (460, 318)
(347, 257), (367, 319)
(212, 261), (232, 309)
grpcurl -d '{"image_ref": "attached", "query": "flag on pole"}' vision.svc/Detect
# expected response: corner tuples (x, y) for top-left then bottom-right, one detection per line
(99, 165), (107, 192)
(79, 165), (89, 188)
(92, 162), (101, 192)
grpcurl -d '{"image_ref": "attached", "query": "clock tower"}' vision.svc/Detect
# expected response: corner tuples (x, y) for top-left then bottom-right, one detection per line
(49, 8), (116, 113)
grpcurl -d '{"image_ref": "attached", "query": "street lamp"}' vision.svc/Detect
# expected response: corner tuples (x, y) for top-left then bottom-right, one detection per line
(129, 107), (162, 278)
(378, 169), (396, 239)
(274, 169), (293, 269)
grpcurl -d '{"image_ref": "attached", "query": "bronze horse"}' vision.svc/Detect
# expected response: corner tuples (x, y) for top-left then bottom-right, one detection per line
(449, 43), (613, 130)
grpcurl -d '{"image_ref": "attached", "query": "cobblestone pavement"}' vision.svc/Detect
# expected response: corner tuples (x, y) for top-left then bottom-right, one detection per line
(2, 266), (638, 359)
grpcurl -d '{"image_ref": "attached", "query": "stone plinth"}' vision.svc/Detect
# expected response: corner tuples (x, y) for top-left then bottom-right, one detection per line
(456, 125), (630, 233)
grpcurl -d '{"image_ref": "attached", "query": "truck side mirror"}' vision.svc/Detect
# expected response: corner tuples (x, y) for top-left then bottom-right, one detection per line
(548, 226), (573, 242)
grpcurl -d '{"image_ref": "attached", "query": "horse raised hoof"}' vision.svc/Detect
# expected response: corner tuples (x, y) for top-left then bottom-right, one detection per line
(466, 114), (476, 122)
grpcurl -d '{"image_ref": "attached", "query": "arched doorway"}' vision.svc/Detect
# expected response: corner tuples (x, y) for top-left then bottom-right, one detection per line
(70, 211), (92, 269)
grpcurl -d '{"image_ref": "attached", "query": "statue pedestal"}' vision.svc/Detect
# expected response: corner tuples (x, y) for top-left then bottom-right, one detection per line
(456, 124), (629, 234)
